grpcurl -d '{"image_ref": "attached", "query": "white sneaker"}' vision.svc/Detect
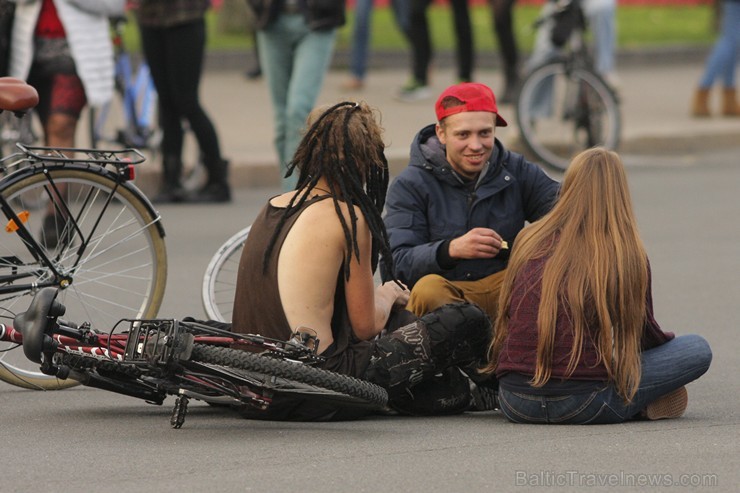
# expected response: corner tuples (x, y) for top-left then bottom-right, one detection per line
(396, 82), (431, 103)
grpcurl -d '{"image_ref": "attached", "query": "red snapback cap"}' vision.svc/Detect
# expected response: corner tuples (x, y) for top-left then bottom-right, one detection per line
(435, 82), (508, 127)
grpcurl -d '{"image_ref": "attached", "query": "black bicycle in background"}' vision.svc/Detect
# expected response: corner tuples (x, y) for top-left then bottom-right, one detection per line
(515, 0), (621, 172)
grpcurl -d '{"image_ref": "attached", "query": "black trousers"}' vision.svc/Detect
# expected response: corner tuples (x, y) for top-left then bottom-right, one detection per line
(232, 303), (493, 421)
(139, 19), (222, 172)
(408, 0), (474, 84)
(490, 0), (520, 80)
(364, 302), (493, 415)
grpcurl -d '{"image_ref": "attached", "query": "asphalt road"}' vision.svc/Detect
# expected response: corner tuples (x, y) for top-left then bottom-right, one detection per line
(2, 147), (739, 492)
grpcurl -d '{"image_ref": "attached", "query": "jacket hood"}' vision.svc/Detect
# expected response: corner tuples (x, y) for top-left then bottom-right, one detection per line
(408, 123), (506, 187)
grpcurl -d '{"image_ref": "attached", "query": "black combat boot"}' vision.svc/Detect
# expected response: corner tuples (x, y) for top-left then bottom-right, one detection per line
(186, 157), (231, 204)
(152, 155), (185, 204)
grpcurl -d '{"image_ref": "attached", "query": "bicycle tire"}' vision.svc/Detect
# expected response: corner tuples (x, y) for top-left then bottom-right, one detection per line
(0, 167), (167, 390)
(190, 344), (388, 410)
(202, 226), (250, 322)
(515, 59), (621, 172)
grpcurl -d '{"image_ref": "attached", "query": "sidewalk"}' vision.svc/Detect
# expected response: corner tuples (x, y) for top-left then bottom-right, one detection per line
(135, 57), (740, 193)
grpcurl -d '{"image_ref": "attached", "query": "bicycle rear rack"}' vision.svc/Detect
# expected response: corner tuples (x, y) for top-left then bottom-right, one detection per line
(15, 143), (146, 166)
(120, 319), (194, 366)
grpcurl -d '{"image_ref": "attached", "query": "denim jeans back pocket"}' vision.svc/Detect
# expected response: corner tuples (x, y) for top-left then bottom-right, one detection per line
(499, 388), (617, 424)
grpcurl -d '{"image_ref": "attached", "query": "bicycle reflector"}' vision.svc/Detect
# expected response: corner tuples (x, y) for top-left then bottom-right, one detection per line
(5, 210), (29, 233)
(122, 163), (135, 182)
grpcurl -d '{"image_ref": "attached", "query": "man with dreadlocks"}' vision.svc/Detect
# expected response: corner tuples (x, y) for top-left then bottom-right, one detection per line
(231, 101), (496, 420)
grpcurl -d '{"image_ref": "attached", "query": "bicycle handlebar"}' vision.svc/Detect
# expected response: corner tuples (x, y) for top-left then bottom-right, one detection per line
(0, 78), (39, 114)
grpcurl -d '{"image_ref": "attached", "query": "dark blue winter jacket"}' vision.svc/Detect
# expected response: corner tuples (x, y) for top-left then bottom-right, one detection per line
(384, 124), (560, 288)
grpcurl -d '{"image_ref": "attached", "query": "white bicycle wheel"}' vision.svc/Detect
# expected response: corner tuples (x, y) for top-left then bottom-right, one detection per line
(202, 226), (250, 323)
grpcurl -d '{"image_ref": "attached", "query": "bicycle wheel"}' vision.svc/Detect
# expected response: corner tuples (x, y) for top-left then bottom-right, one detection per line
(190, 344), (388, 410)
(515, 60), (621, 172)
(0, 167), (167, 390)
(202, 226), (250, 323)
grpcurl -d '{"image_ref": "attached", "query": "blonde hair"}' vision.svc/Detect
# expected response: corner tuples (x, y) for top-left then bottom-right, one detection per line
(484, 148), (648, 402)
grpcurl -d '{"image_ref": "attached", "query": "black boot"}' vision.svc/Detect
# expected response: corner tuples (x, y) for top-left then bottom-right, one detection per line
(185, 158), (231, 204)
(153, 155), (185, 204)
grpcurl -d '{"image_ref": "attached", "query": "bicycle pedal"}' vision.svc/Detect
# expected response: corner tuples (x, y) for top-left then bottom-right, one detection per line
(170, 394), (189, 429)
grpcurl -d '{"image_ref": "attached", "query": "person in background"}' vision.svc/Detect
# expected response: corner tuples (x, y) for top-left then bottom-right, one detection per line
(342, 0), (410, 91)
(0, 0), (14, 76)
(482, 147), (712, 424)
(527, 0), (618, 88)
(231, 102), (497, 420)
(245, 6), (262, 79)
(383, 82), (559, 323)
(246, 0), (344, 192)
(8, 0), (125, 246)
(691, 0), (740, 117)
(397, 0), (474, 102)
(135, 0), (230, 204)
(488, 0), (520, 104)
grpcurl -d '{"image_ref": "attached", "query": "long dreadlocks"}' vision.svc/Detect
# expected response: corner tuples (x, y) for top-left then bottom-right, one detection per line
(263, 101), (396, 281)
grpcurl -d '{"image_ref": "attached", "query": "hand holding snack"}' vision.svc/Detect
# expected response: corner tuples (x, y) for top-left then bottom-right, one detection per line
(449, 227), (508, 259)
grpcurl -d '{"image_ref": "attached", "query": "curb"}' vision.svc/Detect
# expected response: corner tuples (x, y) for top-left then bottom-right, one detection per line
(203, 45), (713, 72)
(134, 129), (739, 194)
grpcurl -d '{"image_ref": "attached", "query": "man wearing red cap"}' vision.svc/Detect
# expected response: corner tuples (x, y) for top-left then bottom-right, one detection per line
(384, 82), (559, 322)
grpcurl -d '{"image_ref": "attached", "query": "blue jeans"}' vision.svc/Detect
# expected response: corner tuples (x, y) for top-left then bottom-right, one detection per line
(257, 14), (336, 191)
(349, 0), (410, 80)
(498, 335), (712, 424)
(699, 0), (740, 89)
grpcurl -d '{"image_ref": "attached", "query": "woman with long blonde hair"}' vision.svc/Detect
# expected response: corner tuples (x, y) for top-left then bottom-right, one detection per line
(483, 148), (711, 424)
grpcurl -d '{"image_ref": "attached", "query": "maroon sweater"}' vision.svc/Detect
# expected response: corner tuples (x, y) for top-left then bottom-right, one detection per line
(496, 256), (674, 382)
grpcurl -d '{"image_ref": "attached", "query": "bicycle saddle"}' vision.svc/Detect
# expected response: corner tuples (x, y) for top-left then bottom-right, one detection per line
(14, 288), (65, 364)
(0, 77), (39, 114)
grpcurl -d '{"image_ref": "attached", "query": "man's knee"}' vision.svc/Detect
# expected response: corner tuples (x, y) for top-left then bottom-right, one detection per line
(409, 274), (464, 314)
(420, 302), (492, 364)
(365, 320), (434, 393)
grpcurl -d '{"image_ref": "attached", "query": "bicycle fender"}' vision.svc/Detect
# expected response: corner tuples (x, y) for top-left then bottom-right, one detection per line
(1, 162), (166, 238)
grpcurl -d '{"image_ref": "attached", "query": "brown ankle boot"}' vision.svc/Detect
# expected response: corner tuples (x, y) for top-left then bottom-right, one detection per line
(722, 88), (740, 116)
(691, 88), (711, 117)
(643, 386), (688, 420)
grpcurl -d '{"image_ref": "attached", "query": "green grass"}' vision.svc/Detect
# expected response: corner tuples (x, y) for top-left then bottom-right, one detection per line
(122, 5), (716, 53)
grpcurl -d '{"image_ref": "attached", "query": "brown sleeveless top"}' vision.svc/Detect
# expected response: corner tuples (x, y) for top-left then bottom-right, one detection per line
(231, 196), (374, 378)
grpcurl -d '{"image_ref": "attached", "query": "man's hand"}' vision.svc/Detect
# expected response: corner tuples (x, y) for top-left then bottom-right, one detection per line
(449, 227), (506, 259)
